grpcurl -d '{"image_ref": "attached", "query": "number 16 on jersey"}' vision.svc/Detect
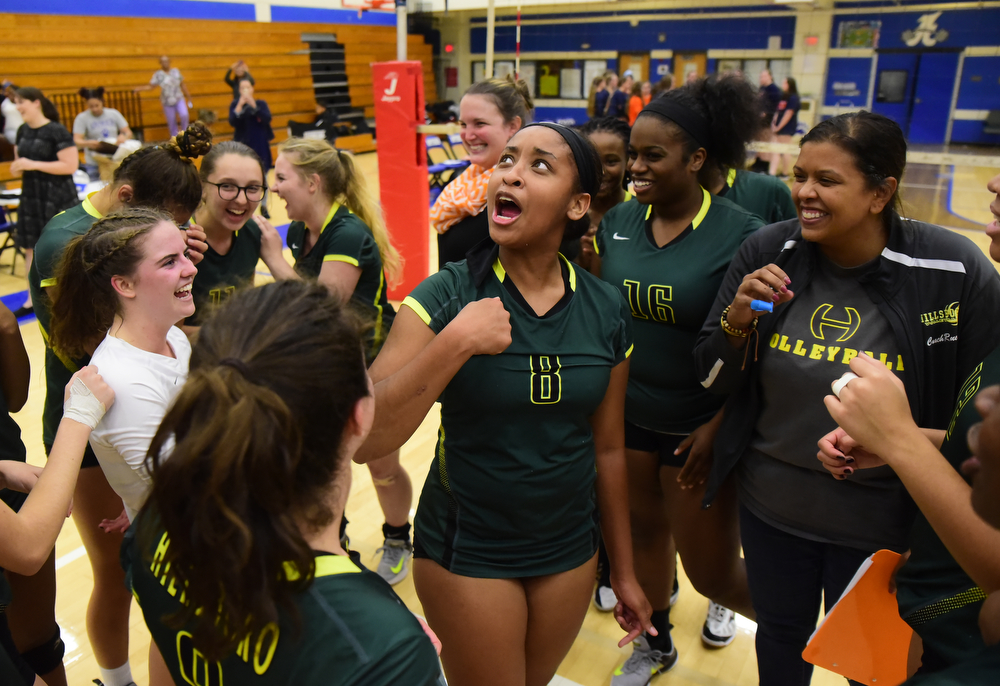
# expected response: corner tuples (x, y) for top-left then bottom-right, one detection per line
(530, 355), (562, 405)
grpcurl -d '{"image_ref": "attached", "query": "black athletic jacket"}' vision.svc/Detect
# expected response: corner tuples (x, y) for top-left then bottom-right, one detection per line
(693, 215), (1000, 507)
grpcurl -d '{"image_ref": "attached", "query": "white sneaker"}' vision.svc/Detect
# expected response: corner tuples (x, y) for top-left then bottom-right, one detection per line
(594, 584), (617, 612)
(701, 601), (736, 647)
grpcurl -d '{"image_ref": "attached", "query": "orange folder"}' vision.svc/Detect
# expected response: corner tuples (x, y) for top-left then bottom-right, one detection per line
(803, 549), (914, 685)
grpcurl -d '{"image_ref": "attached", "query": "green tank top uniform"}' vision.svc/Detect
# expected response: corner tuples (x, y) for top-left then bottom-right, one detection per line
(28, 196), (103, 451)
(125, 512), (446, 686)
(404, 240), (633, 578)
(596, 189), (764, 433)
(286, 203), (396, 359)
(718, 168), (797, 225)
(185, 218), (262, 325)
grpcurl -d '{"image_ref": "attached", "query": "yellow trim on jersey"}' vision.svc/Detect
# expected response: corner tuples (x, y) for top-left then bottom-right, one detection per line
(643, 188), (710, 227)
(726, 168), (737, 188)
(318, 202), (342, 234)
(625, 343), (634, 358)
(624, 191), (634, 202)
(42, 193), (104, 289)
(322, 254), (360, 266)
(38, 324), (80, 373)
(82, 192), (103, 219)
(282, 555), (362, 582)
(402, 296), (432, 326)
(492, 257), (507, 282)
(372, 270), (386, 344)
(558, 253), (578, 291)
(593, 234), (600, 256)
(692, 187), (711, 229)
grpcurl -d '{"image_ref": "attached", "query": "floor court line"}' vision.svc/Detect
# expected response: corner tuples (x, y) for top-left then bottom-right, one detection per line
(55, 545), (87, 570)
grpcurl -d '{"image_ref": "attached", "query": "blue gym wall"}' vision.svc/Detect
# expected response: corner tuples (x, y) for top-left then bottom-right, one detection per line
(825, 6), (1000, 144)
(0, 0), (396, 26)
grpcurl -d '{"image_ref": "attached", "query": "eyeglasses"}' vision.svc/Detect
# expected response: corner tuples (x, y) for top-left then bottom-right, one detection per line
(206, 181), (266, 202)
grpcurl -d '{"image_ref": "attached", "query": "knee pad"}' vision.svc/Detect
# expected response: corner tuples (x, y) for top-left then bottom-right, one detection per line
(20, 626), (64, 676)
(371, 475), (396, 487)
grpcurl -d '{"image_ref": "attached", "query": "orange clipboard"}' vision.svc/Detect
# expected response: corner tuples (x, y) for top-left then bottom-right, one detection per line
(802, 549), (914, 685)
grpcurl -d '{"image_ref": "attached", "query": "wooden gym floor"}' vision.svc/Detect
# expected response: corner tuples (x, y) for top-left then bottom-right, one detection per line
(0, 152), (997, 686)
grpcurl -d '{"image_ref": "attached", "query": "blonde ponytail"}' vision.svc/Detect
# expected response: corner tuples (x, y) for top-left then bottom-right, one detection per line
(278, 138), (402, 286)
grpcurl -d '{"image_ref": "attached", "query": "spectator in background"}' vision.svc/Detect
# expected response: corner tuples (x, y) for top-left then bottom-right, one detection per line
(224, 60), (254, 99)
(769, 77), (800, 178)
(134, 55), (193, 139)
(595, 71), (618, 117)
(73, 87), (132, 182)
(1, 81), (23, 146)
(651, 74), (674, 98)
(752, 68), (782, 173)
(686, 70), (700, 85)
(606, 70), (632, 119)
(229, 80), (273, 218)
(586, 75), (606, 119)
(628, 80), (652, 126)
(9, 87), (78, 319)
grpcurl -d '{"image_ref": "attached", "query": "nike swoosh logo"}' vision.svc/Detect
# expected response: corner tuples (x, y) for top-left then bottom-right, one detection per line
(291, 244), (299, 249)
(391, 557), (405, 574)
(613, 233), (629, 240)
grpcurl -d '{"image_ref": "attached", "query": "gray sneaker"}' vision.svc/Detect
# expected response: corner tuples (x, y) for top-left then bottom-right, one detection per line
(611, 634), (678, 685)
(375, 538), (413, 585)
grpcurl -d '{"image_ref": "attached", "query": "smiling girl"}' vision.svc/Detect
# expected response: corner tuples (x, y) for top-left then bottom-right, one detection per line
(694, 111), (1000, 685)
(184, 141), (286, 327)
(269, 137), (416, 585)
(431, 76), (533, 267)
(356, 123), (653, 686)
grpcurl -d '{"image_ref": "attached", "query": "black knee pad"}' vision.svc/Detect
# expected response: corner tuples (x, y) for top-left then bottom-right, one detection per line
(20, 626), (64, 676)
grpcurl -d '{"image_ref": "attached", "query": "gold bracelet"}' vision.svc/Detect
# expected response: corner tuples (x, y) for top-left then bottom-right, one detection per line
(721, 305), (756, 338)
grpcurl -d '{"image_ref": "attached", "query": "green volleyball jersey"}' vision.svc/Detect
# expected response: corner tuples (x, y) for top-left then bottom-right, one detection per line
(895, 344), (1000, 666)
(403, 241), (633, 577)
(596, 189), (764, 433)
(28, 197), (103, 447)
(125, 518), (446, 686)
(903, 643), (1000, 685)
(720, 168), (797, 225)
(185, 219), (262, 325)
(286, 203), (396, 358)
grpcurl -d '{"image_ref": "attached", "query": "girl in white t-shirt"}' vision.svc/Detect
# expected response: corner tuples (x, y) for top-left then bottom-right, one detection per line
(49, 207), (197, 521)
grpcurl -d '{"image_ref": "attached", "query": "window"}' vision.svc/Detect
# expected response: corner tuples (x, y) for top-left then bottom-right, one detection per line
(876, 70), (908, 103)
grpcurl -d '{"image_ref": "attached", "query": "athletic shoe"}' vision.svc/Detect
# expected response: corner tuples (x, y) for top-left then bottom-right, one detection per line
(594, 583), (617, 612)
(611, 634), (678, 685)
(375, 538), (413, 585)
(670, 573), (680, 606)
(701, 601), (736, 647)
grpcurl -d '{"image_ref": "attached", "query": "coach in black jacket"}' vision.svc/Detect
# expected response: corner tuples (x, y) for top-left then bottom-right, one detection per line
(692, 112), (1000, 685)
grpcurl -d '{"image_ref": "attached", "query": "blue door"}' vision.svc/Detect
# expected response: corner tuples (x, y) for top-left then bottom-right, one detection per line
(871, 53), (918, 135)
(909, 52), (961, 144)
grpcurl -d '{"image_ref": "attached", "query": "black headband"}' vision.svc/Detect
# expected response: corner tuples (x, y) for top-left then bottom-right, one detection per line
(640, 98), (713, 153)
(522, 122), (599, 197)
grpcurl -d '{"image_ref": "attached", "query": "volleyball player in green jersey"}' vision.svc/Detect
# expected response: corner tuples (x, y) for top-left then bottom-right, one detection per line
(354, 123), (653, 686)
(591, 74), (764, 684)
(704, 166), (796, 225)
(182, 141), (287, 329)
(124, 282), (445, 686)
(575, 116), (633, 272)
(23, 123), (211, 686)
(269, 137), (415, 586)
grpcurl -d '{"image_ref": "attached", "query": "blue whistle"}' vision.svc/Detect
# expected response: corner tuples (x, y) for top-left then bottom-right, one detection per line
(750, 300), (773, 313)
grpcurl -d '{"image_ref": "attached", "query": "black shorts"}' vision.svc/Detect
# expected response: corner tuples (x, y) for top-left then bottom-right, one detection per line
(45, 442), (100, 469)
(0, 613), (34, 686)
(624, 421), (689, 469)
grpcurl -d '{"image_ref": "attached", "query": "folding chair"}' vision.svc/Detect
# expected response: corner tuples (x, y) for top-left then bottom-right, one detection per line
(447, 133), (469, 160)
(426, 135), (467, 189)
(0, 206), (24, 275)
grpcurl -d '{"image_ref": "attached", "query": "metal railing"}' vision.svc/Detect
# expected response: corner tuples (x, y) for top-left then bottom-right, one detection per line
(49, 90), (145, 141)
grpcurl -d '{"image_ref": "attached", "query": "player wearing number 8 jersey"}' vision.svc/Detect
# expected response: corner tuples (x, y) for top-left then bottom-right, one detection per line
(356, 123), (653, 686)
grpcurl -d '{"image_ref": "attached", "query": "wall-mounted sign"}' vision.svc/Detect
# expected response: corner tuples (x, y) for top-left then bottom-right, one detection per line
(832, 81), (860, 97)
(902, 12), (949, 47)
(838, 20), (881, 48)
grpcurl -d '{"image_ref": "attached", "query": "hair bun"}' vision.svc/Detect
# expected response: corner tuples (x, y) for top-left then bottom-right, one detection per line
(171, 121), (214, 159)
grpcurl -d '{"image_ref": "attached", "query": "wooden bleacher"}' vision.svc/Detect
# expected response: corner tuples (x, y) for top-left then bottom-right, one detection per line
(0, 13), (436, 157)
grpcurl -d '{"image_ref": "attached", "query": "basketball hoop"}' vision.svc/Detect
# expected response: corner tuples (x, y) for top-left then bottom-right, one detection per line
(343, 0), (395, 18)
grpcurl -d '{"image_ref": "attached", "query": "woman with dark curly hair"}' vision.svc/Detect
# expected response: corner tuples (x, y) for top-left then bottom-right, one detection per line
(590, 73), (766, 684)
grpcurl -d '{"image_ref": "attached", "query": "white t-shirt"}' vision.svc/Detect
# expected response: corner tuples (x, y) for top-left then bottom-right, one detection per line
(73, 108), (129, 164)
(88, 327), (191, 521)
(2, 98), (23, 145)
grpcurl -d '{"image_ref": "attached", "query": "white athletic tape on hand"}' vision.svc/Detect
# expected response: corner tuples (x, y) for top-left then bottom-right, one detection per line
(63, 377), (107, 429)
(831, 372), (859, 400)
